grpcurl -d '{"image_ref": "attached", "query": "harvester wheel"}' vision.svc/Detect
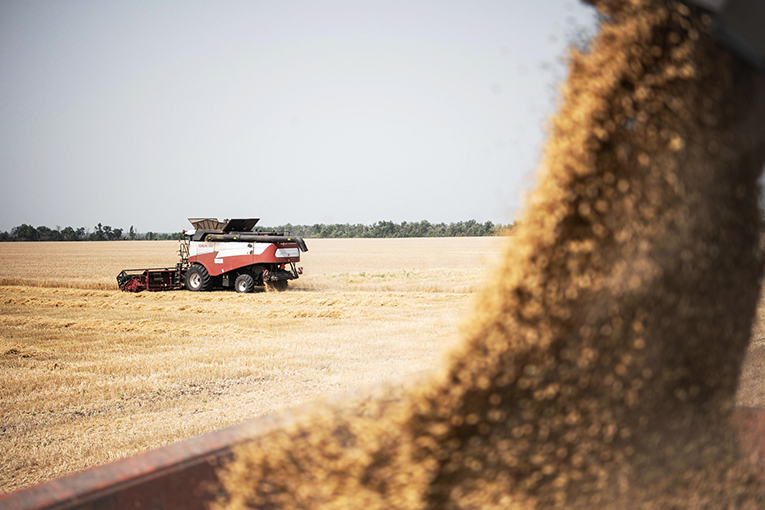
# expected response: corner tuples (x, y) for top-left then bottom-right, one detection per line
(267, 280), (289, 292)
(186, 264), (210, 292)
(234, 274), (254, 293)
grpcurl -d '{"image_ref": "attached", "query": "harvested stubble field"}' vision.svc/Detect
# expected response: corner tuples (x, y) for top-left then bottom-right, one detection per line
(0, 238), (503, 493)
(1, 238), (764, 496)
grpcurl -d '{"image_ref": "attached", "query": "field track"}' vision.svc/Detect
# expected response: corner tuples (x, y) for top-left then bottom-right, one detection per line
(1, 237), (763, 494)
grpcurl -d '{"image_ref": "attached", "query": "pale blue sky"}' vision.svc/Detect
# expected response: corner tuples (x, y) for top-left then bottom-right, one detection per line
(0, 1), (597, 233)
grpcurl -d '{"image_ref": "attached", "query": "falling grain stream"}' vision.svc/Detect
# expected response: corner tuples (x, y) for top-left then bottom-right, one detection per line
(216, 1), (765, 509)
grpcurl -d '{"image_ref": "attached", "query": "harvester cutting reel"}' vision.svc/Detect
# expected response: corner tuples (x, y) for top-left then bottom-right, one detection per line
(116, 267), (184, 293)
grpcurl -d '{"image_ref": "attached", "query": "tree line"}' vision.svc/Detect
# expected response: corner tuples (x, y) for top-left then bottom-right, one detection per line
(267, 220), (515, 238)
(0, 223), (180, 242)
(0, 220), (516, 242)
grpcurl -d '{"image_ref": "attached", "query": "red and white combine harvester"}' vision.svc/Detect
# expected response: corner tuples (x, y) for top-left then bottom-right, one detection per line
(116, 218), (308, 293)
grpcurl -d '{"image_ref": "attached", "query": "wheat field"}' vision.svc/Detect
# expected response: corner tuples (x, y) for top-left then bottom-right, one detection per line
(0, 238), (502, 493)
(1, 238), (763, 495)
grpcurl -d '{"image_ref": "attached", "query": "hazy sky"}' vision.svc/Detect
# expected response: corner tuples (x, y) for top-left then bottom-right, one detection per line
(0, 1), (597, 233)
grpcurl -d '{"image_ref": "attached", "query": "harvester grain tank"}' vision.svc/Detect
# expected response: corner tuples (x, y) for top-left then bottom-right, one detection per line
(116, 218), (307, 293)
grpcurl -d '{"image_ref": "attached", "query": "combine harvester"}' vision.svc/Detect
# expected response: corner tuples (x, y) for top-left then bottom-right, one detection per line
(116, 218), (308, 293)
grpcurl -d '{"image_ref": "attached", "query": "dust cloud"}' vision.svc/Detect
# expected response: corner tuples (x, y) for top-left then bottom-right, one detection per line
(217, 1), (765, 508)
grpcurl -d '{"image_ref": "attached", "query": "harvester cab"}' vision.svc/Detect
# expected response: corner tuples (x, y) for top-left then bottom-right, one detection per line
(117, 218), (307, 293)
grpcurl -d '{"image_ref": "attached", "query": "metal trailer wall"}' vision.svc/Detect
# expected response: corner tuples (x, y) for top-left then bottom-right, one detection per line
(1, 403), (764, 510)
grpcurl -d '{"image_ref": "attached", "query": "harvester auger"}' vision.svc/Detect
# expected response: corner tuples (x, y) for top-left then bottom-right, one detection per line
(116, 218), (307, 293)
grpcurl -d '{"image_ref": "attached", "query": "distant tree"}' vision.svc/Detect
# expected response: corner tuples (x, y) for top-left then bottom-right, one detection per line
(36, 225), (52, 240)
(36, 225), (63, 241)
(12, 224), (38, 241)
(129, 226), (136, 240)
(91, 223), (105, 241)
(60, 226), (77, 241)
